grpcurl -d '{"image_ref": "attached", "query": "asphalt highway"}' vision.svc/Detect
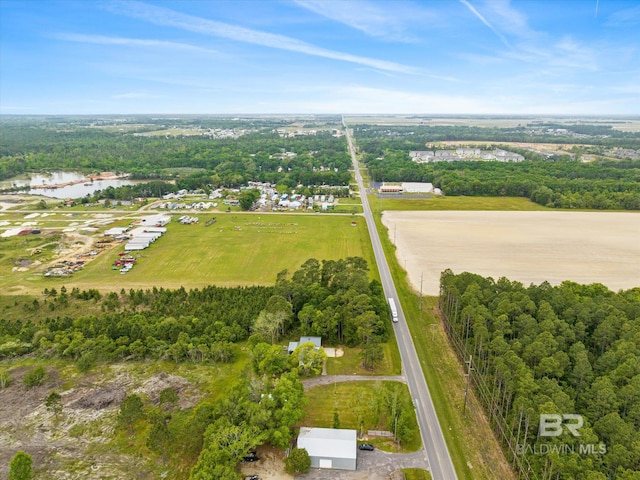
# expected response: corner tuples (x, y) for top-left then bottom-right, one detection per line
(343, 119), (458, 480)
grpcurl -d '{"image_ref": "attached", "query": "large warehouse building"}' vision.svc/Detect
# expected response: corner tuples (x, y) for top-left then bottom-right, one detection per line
(297, 427), (357, 470)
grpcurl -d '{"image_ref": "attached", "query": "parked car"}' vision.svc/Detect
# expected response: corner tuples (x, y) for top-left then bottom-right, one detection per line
(242, 451), (259, 462)
(358, 443), (374, 451)
(244, 476), (259, 480)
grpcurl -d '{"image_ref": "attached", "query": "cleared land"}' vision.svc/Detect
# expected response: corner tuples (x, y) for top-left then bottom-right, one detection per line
(382, 210), (640, 295)
(0, 213), (374, 293)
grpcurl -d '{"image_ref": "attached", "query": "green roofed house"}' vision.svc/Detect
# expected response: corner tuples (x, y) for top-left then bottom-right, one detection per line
(296, 427), (357, 470)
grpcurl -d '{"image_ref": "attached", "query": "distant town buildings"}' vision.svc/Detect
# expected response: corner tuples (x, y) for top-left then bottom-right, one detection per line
(380, 182), (442, 195)
(409, 148), (524, 163)
(610, 148), (640, 160)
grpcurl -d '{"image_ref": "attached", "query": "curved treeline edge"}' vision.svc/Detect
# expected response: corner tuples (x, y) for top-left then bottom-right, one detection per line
(439, 270), (640, 479)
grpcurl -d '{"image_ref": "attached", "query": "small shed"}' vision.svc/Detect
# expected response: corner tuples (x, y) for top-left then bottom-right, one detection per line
(297, 427), (357, 470)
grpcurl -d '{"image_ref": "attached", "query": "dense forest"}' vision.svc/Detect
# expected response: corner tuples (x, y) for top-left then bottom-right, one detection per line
(0, 117), (351, 188)
(363, 151), (640, 210)
(439, 271), (640, 480)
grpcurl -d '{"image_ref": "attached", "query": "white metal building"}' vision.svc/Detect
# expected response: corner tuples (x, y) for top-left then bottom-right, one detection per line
(297, 427), (357, 470)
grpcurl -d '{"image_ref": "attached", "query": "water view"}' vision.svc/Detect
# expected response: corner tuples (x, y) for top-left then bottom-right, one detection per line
(1, 171), (139, 199)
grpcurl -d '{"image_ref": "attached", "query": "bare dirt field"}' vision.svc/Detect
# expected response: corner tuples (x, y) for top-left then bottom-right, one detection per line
(382, 211), (640, 295)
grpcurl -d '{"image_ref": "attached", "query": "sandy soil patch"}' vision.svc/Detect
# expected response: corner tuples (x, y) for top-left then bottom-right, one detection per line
(239, 445), (292, 480)
(383, 211), (640, 295)
(323, 347), (344, 358)
(0, 365), (201, 479)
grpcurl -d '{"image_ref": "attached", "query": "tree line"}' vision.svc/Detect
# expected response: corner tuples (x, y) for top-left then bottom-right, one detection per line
(0, 257), (388, 369)
(362, 150), (640, 210)
(439, 271), (640, 480)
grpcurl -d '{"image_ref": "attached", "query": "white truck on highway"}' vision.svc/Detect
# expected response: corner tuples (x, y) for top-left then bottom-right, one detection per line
(388, 297), (398, 323)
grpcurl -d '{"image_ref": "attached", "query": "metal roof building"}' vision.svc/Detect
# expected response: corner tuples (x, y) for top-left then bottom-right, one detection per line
(287, 336), (322, 354)
(297, 427), (357, 470)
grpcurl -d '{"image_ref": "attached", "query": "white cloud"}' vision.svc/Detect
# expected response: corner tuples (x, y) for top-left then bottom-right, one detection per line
(107, 1), (421, 75)
(459, 0), (511, 48)
(293, 0), (421, 42)
(54, 33), (222, 55)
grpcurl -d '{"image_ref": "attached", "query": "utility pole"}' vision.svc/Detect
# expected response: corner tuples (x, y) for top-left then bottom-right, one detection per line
(463, 355), (474, 418)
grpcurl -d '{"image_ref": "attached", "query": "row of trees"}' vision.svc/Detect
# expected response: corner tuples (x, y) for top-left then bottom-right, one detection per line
(439, 271), (640, 479)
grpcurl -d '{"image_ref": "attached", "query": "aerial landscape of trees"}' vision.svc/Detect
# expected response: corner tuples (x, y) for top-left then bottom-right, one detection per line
(439, 271), (640, 479)
(356, 123), (640, 210)
(1, 114), (639, 478)
(0, 256), (388, 478)
(0, 257), (386, 366)
(0, 116), (351, 189)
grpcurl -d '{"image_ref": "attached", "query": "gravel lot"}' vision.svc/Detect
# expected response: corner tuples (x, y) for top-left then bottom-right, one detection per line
(295, 448), (429, 479)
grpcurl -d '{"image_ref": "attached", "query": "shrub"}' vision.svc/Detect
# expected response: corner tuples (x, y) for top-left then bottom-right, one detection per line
(285, 447), (311, 475)
(0, 370), (11, 388)
(9, 450), (33, 480)
(22, 366), (46, 387)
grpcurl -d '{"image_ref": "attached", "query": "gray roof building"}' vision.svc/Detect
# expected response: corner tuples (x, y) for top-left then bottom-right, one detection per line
(297, 427), (357, 470)
(288, 336), (322, 354)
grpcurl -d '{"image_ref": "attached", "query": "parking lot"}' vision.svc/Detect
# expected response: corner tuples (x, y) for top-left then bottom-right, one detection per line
(295, 449), (429, 479)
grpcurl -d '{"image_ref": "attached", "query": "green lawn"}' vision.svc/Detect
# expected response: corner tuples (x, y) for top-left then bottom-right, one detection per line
(325, 343), (401, 376)
(301, 381), (421, 452)
(14, 213), (376, 293)
(377, 196), (548, 211)
(403, 468), (433, 480)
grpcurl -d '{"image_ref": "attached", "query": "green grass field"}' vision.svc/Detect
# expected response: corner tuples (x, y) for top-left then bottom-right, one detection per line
(376, 195), (548, 211)
(403, 468), (433, 480)
(8, 213), (376, 293)
(300, 381), (421, 452)
(326, 344), (401, 376)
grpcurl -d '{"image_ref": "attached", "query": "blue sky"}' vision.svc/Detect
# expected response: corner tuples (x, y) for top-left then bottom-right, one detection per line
(1, 0), (639, 115)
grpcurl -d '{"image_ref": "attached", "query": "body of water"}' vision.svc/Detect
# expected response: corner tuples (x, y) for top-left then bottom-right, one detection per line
(1, 172), (139, 199)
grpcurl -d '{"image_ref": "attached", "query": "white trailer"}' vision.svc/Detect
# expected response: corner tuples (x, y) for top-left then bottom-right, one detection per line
(388, 298), (398, 323)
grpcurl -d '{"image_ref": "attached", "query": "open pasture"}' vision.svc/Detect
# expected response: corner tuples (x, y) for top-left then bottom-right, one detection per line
(42, 213), (372, 292)
(383, 210), (640, 295)
(376, 195), (547, 211)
